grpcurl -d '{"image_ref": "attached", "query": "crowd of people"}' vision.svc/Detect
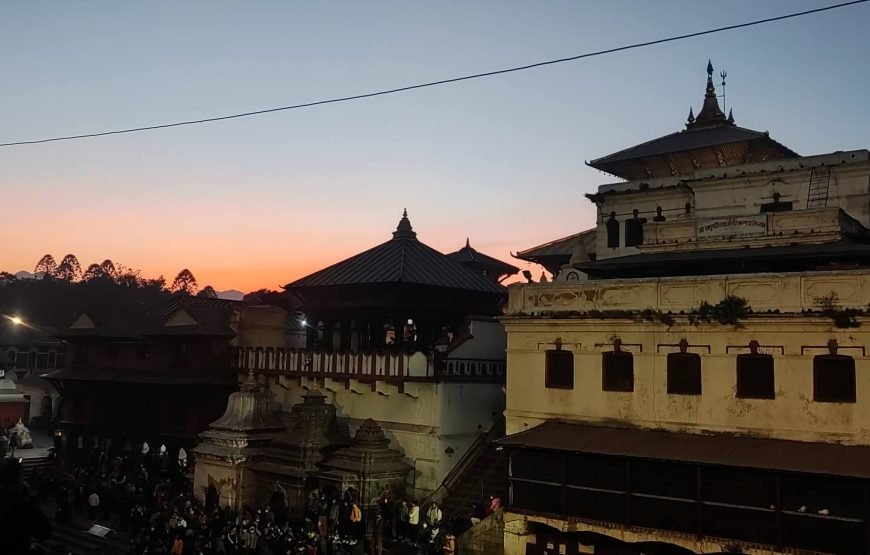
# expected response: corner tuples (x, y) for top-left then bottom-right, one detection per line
(29, 439), (503, 555)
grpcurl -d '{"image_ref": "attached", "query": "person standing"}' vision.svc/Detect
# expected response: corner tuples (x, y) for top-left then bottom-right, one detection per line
(87, 489), (101, 522)
(426, 502), (442, 528)
(8, 432), (17, 457)
(396, 500), (409, 543)
(442, 529), (456, 555)
(407, 501), (420, 546)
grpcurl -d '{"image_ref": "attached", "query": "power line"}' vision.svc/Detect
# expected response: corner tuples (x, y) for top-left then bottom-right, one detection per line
(1, 0), (866, 148)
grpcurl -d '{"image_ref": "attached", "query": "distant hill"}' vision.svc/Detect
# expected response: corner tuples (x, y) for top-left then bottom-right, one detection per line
(217, 289), (244, 301)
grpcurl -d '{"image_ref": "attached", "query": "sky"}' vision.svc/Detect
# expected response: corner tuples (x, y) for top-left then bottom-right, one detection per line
(1, 1), (868, 292)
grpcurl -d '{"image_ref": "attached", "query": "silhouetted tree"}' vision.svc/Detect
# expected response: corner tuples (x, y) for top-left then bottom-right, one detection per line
(82, 263), (105, 282)
(197, 285), (217, 298)
(34, 254), (57, 277)
(171, 269), (198, 295)
(143, 275), (166, 291)
(56, 254), (82, 281)
(99, 259), (117, 280)
(115, 265), (142, 288)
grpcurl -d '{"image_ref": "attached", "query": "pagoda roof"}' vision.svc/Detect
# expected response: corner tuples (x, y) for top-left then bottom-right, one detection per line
(515, 229), (596, 262)
(57, 294), (240, 339)
(285, 210), (506, 295)
(588, 62), (798, 181)
(446, 239), (519, 276)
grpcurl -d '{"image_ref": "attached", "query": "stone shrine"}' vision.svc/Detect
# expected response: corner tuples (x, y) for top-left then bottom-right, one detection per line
(254, 389), (347, 510)
(192, 372), (285, 511)
(194, 379), (412, 513)
(317, 418), (413, 507)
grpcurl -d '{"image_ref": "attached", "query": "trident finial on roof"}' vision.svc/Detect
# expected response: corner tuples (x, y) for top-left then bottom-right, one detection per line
(687, 60), (727, 129)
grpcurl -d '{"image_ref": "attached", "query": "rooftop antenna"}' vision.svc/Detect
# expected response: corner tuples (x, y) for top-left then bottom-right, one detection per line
(719, 69), (728, 113)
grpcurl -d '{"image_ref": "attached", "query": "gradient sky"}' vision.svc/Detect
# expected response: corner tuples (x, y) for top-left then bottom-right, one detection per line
(1, 1), (868, 292)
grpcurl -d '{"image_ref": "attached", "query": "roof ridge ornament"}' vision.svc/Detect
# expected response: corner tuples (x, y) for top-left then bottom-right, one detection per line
(393, 208), (417, 240)
(686, 60), (729, 129)
(686, 107), (695, 126)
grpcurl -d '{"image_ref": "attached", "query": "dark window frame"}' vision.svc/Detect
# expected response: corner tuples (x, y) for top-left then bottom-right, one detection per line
(813, 354), (856, 403)
(545, 350), (574, 389)
(625, 217), (646, 247)
(736, 353), (775, 399)
(606, 215), (620, 249)
(667, 352), (702, 395)
(603, 351), (634, 392)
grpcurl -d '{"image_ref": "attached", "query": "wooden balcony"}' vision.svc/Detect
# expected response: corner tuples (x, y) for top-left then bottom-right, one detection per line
(229, 346), (505, 383)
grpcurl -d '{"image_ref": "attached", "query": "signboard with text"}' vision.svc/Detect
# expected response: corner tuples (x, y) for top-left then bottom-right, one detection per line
(697, 215), (767, 241)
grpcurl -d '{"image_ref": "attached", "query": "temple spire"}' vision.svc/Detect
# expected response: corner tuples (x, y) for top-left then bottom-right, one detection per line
(686, 107), (695, 126)
(393, 208), (417, 240)
(727, 108), (735, 124)
(465, 237), (471, 248)
(686, 60), (729, 129)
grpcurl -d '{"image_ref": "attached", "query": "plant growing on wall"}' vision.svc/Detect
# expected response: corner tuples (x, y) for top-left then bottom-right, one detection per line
(813, 292), (862, 328)
(690, 295), (750, 326)
(640, 308), (676, 327)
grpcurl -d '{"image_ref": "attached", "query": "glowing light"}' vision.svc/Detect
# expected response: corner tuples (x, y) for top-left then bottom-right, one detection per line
(10, 316), (22, 326)
(301, 319), (308, 327)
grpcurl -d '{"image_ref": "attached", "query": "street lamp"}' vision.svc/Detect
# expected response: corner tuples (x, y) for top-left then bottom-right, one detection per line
(9, 316), (22, 326)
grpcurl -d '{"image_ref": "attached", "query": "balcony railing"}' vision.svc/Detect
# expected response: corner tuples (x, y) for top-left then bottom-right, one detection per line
(229, 347), (505, 383)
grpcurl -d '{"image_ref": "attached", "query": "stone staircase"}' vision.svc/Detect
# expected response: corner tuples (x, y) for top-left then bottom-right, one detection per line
(438, 419), (507, 521)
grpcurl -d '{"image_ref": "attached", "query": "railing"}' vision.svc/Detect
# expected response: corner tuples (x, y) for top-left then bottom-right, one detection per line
(229, 347), (505, 382)
(420, 414), (506, 512)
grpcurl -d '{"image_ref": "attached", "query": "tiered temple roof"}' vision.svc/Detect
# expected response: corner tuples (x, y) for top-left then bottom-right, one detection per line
(446, 238), (519, 283)
(587, 61), (798, 181)
(285, 211), (505, 295)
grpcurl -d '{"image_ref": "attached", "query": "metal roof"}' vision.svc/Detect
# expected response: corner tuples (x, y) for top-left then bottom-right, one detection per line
(498, 420), (870, 479)
(589, 125), (796, 167)
(515, 229), (596, 260)
(446, 239), (519, 276)
(285, 212), (506, 295)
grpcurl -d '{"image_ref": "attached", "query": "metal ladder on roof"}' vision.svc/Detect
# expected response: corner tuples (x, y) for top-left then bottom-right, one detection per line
(806, 167), (833, 209)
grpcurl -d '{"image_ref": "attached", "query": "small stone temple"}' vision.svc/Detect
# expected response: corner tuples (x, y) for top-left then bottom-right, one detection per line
(193, 375), (411, 512)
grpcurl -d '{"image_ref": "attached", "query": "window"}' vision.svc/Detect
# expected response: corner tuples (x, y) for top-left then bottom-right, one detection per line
(606, 213), (620, 248)
(667, 352), (701, 395)
(813, 355), (856, 403)
(736, 353), (775, 399)
(603, 351), (634, 392)
(545, 350), (574, 389)
(625, 210), (646, 247)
